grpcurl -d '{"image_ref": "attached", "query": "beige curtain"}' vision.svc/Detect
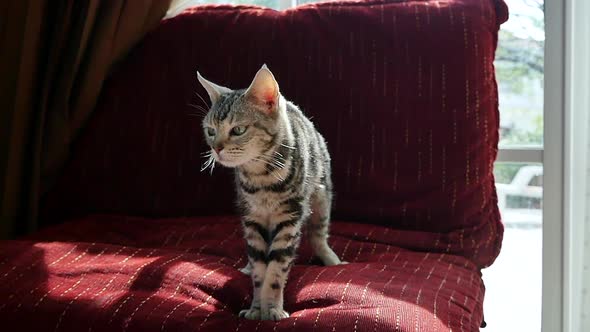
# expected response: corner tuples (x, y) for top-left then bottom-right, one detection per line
(0, 0), (172, 239)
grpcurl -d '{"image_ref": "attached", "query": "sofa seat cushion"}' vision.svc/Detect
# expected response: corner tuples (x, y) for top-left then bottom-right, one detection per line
(0, 216), (483, 331)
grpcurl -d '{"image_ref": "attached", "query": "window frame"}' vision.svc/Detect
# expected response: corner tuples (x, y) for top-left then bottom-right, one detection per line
(496, 147), (543, 163)
(543, 1), (565, 330)
(543, 0), (589, 331)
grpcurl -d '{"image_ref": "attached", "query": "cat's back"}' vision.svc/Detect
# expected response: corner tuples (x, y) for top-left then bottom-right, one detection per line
(285, 101), (331, 177)
(285, 102), (326, 145)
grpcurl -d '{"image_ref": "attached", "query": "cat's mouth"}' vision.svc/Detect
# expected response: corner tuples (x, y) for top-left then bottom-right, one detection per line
(215, 159), (243, 168)
(212, 150), (247, 168)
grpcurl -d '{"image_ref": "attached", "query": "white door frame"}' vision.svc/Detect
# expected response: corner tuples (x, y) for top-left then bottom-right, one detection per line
(543, 0), (589, 331)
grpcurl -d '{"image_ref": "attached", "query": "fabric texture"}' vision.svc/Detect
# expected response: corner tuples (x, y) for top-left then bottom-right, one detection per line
(1, 0), (511, 331)
(0, 0), (171, 239)
(0, 215), (485, 332)
(42, 0), (507, 269)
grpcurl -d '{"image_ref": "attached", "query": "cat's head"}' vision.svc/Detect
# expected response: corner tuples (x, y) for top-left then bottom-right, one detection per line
(197, 65), (284, 168)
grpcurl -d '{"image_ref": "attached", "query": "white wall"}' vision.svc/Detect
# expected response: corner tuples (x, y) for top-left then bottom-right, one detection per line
(583, 96), (590, 331)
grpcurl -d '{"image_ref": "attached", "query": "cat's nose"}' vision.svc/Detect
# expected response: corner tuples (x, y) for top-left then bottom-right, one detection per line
(213, 145), (223, 154)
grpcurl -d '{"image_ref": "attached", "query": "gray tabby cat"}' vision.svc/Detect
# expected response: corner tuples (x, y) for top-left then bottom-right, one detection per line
(197, 65), (343, 321)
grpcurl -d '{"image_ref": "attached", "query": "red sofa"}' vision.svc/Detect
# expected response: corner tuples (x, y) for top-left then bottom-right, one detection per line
(0, 1), (508, 331)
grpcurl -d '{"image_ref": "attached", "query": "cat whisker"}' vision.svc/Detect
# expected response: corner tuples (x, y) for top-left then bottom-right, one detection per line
(254, 156), (284, 181)
(268, 153), (287, 163)
(253, 157), (280, 171)
(187, 109), (208, 117)
(257, 154), (287, 169)
(201, 159), (211, 170)
(258, 153), (285, 162)
(280, 143), (296, 150)
(271, 162), (285, 170)
(269, 162), (286, 171)
(200, 162), (211, 172)
(188, 103), (209, 115)
(201, 156), (215, 173)
(273, 159), (286, 168)
(252, 157), (271, 165)
(209, 159), (216, 175)
(194, 92), (210, 109)
(187, 112), (208, 119)
(187, 103), (206, 110)
(271, 171), (285, 182)
(254, 159), (286, 182)
(255, 160), (283, 172)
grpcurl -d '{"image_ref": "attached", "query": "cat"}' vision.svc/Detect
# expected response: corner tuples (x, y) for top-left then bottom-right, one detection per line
(197, 64), (344, 321)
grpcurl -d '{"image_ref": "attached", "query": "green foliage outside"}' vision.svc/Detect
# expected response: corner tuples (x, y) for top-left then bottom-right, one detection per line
(495, 0), (544, 148)
(494, 163), (522, 184)
(494, 0), (544, 191)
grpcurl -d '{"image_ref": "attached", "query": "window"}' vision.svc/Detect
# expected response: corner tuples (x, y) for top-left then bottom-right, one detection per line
(484, 1), (544, 331)
(167, 0), (302, 15)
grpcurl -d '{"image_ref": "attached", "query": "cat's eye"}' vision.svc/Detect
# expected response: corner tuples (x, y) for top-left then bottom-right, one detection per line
(230, 126), (247, 136)
(206, 127), (216, 136)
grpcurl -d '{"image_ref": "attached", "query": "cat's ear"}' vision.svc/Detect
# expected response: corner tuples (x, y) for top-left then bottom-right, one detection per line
(244, 64), (279, 114)
(197, 71), (232, 105)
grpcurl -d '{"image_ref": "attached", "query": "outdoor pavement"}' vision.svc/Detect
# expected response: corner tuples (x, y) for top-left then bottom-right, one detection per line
(482, 209), (542, 332)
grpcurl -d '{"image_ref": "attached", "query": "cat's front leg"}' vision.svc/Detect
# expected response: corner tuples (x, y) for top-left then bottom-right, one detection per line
(238, 258), (266, 319)
(259, 220), (301, 321)
(239, 219), (269, 320)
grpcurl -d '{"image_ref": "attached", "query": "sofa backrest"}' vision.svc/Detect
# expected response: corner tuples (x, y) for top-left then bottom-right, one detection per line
(42, 0), (508, 268)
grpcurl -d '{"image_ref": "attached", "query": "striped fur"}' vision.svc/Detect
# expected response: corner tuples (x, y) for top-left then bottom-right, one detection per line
(198, 65), (343, 321)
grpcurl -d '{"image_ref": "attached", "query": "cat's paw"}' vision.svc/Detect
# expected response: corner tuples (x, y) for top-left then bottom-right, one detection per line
(321, 257), (347, 266)
(239, 307), (261, 320)
(239, 263), (252, 275)
(261, 308), (290, 321)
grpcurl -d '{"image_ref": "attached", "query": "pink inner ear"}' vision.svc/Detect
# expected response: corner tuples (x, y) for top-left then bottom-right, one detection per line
(259, 91), (277, 114)
(261, 90), (276, 104)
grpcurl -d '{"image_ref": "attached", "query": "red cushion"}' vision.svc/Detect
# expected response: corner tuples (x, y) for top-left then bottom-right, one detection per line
(0, 216), (484, 331)
(42, 0), (508, 268)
